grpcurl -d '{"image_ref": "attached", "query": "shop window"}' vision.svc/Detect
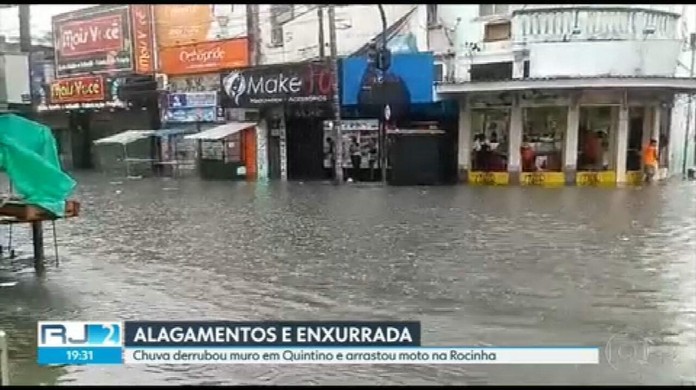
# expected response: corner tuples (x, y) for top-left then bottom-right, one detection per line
(201, 141), (224, 160)
(521, 107), (566, 173)
(484, 21), (511, 42)
(577, 106), (615, 171)
(471, 108), (510, 172)
(479, 4), (510, 17)
(469, 62), (513, 82)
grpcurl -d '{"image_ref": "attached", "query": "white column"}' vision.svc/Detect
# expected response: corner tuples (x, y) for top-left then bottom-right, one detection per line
(652, 105), (661, 148)
(615, 94), (629, 184)
(641, 106), (652, 148)
(508, 95), (523, 173)
(512, 47), (525, 79)
(457, 97), (471, 178)
(564, 94), (580, 171)
(256, 118), (269, 181)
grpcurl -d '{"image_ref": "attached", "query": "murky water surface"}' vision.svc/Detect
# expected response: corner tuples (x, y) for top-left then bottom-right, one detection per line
(1, 173), (694, 385)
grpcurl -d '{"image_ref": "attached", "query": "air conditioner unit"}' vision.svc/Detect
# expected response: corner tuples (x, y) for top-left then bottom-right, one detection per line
(155, 73), (168, 91)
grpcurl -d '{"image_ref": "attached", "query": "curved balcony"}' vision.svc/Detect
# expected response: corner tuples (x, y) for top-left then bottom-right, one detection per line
(512, 6), (680, 44)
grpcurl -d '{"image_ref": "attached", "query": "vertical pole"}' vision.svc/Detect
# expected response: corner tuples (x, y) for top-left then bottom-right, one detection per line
(19, 5), (31, 53)
(685, 33), (696, 174)
(318, 6), (326, 59)
(32, 221), (44, 271)
(0, 330), (8, 386)
(378, 5), (388, 184)
(616, 91), (630, 184)
(328, 5), (343, 183)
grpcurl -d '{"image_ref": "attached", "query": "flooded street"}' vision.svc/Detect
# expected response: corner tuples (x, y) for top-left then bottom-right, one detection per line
(0, 172), (695, 385)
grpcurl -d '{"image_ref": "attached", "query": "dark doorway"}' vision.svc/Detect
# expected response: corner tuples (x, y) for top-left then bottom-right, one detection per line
(285, 115), (325, 180)
(70, 111), (94, 169)
(627, 108), (644, 171)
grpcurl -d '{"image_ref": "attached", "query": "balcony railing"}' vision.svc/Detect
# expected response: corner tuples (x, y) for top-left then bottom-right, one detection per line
(512, 6), (679, 43)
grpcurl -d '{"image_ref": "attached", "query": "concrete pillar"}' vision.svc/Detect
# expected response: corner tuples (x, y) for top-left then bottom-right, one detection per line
(642, 106), (652, 148)
(508, 94), (523, 184)
(563, 94), (580, 184)
(512, 48), (525, 79)
(652, 105), (661, 147)
(615, 94), (629, 184)
(457, 98), (471, 182)
(256, 118), (269, 180)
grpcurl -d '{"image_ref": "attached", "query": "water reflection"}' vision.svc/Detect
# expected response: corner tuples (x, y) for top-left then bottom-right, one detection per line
(0, 173), (694, 385)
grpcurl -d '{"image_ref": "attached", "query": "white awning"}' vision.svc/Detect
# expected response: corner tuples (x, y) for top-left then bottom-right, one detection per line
(94, 130), (156, 145)
(184, 122), (257, 141)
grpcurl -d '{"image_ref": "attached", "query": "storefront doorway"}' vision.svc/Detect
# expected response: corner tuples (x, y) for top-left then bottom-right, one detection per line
(469, 108), (510, 185)
(576, 106), (616, 185)
(521, 106), (566, 185)
(286, 115), (325, 181)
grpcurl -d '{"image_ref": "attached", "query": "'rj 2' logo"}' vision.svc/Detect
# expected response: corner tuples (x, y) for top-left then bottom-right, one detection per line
(39, 322), (121, 346)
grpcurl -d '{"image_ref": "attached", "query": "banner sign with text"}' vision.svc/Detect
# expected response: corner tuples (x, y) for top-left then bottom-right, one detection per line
(52, 5), (133, 78)
(37, 76), (126, 111)
(221, 61), (335, 108)
(129, 4), (155, 75)
(158, 38), (248, 76)
(163, 91), (222, 123)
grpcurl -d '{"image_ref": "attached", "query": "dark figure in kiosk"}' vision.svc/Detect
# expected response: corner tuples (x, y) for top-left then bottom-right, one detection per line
(349, 137), (362, 181)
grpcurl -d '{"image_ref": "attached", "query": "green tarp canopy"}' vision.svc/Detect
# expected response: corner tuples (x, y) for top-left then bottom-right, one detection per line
(0, 114), (76, 217)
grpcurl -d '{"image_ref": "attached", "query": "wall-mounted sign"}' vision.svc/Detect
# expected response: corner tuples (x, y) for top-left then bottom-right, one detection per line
(168, 92), (217, 108)
(52, 5), (133, 77)
(221, 61), (335, 108)
(163, 91), (221, 123)
(168, 73), (220, 93)
(158, 38), (249, 75)
(323, 119), (379, 132)
(48, 75), (105, 104)
(37, 77), (126, 111)
(130, 4), (155, 74)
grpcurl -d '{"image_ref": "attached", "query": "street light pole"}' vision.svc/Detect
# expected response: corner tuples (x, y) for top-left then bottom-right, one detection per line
(377, 4), (389, 183)
(684, 33), (696, 176)
(328, 5), (344, 183)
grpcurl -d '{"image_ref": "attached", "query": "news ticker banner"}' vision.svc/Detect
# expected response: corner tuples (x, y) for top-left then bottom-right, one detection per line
(37, 321), (599, 365)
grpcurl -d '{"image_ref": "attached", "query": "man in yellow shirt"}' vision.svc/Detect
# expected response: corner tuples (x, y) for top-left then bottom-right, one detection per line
(642, 139), (658, 183)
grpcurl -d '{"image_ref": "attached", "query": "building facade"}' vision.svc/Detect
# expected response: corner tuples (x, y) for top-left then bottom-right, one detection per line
(37, 5), (160, 171)
(431, 4), (696, 185)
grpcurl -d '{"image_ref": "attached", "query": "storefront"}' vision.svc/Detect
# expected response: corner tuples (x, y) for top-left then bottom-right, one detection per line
(341, 52), (455, 183)
(41, 5), (159, 170)
(220, 60), (336, 181)
(437, 77), (696, 186)
(35, 75), (157, 171)
(154, 35), (249, 179)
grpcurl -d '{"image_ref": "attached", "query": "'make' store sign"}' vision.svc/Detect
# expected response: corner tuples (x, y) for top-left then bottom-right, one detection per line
(220, 61), (335, 108)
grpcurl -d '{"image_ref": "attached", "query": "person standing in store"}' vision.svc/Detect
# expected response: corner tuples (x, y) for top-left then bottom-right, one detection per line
(349, 137), (362, 182)
(642, 139), (659, 183)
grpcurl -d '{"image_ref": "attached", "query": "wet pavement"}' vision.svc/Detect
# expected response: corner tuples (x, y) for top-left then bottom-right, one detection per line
(0, 172), (694, 385)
